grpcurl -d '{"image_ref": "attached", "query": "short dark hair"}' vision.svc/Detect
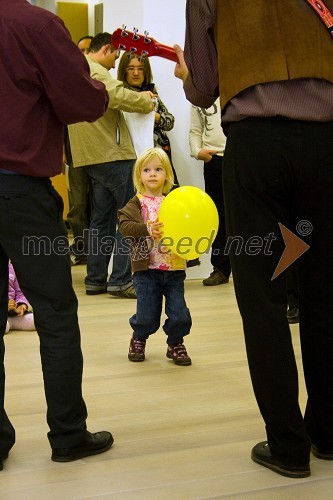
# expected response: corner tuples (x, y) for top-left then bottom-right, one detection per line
(89, 32), (114, 53)
(77, 35), (93, 45)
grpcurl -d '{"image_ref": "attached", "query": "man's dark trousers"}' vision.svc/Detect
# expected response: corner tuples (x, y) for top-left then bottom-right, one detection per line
(0, 175), (88, 456)
(223, 117), (333, 466)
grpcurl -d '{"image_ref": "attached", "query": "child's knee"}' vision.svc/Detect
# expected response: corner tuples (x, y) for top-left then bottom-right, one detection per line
(23, 313), (35, 331)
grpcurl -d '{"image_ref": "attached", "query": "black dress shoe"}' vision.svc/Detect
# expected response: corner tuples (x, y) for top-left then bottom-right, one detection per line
(0, 453), (8, 471)
(287, 306), (299, 324)
(251, 441), (310, 478)
(51, 431), (114, 462)
(312, 444), (333, 460)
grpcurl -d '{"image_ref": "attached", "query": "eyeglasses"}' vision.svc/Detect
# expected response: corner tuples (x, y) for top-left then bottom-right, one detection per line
(126, 66), (144, 73)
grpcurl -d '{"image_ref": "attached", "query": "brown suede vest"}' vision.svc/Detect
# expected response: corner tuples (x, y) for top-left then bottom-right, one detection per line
(215, 0), (333, 110)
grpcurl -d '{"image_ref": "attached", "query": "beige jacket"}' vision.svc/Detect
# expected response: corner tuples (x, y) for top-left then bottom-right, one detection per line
(189, 100), (226, 159)
(68, 56), (153, 167)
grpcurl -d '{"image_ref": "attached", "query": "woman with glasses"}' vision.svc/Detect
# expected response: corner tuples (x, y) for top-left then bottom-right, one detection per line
(117, 52), (179, 185)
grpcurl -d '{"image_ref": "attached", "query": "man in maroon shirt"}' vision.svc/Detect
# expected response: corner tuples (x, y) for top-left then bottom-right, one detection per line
(0, 0), (113, 470)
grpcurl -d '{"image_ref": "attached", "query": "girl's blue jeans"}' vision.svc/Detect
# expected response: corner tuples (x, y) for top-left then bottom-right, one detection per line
(130, 269), (192, 345)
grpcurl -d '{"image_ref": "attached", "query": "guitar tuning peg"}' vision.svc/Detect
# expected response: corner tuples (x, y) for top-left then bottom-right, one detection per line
(140, 50), (148, 59)
(132, 27), (140, 40)
(121, 24), (128, 37)
(143, 30), (151, 43)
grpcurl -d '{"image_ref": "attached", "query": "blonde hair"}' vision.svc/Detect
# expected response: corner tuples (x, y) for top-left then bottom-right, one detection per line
(133, 148), (174, 195)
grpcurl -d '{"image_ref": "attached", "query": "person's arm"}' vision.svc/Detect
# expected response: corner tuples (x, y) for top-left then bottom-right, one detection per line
(118, 200), (150, 238)
(9, 265), (29, 310)
(174, 0), (219, 108)
(33, 17), (108, 124)
(90, 63), (154, 114)
(7, 266), (16, 303)
(107, 80), (154, 114)
(189, 106), (204, 159)
(154, 95), (175, 131)
(189, 105), (218, 162)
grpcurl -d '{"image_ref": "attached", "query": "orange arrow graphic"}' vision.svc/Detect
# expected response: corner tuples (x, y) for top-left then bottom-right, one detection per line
(271, 223), (310, 280)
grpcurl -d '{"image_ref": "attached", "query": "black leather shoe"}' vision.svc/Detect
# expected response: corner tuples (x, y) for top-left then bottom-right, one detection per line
(287, 306), (299, 324)
(312, 444), (333, 460)
(85, 285), (107, 296)
(0, 453), (8, 471)
(251, 441), (310, 478)
(51, 431), (114, 462)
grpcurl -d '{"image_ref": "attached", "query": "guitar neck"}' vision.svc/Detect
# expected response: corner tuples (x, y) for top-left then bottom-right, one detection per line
(155, 43), (178, 63)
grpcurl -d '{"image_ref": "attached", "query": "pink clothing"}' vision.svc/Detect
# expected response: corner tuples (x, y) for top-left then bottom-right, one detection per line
(5, 263), (35, 334)
(6, 314), (35, 334)
(8, 262), (29, 306)
(138, 194), (186, 271)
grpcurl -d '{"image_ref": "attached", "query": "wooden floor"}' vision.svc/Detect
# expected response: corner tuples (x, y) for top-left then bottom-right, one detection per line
(1, 266), (333, 499)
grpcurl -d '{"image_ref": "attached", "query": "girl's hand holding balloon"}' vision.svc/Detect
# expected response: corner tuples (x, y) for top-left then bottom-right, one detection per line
(147, 220), (164, 240)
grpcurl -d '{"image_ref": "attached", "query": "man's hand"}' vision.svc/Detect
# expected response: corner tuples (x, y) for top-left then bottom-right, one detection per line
(173, 44), (189, 82)
(141, 90), (158, 111)
(141, 90), (157, 99)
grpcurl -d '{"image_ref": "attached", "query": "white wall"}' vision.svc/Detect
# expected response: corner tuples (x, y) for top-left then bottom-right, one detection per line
(36, 0), (56, 12)
(37, 0), (211, 278)
(103, 0), (210, 278)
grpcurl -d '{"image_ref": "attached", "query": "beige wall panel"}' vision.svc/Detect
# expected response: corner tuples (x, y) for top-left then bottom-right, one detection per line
(57, 2), (89, 44)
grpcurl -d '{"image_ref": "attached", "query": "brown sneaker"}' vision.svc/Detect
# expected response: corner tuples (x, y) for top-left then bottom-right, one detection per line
(166, 343), (192, 366)
(202, 268), (229, 286)
(128, 338), (146, 362)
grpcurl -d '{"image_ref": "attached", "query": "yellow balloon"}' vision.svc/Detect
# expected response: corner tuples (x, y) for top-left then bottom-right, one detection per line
(158, 186), (219, 260)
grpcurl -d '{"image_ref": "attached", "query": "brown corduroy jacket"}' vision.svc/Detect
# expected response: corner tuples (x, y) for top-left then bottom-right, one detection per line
(118, 196), (200, 273)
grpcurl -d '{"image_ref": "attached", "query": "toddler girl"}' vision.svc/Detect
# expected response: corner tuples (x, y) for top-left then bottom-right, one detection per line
(118, 148), (198, 365)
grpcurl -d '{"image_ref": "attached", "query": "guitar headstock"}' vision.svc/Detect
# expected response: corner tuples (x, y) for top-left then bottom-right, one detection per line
(111, 25), (178, 62)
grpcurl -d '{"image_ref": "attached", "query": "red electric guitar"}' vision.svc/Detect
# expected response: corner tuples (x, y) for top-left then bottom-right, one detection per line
(111, 26), (178, 62)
